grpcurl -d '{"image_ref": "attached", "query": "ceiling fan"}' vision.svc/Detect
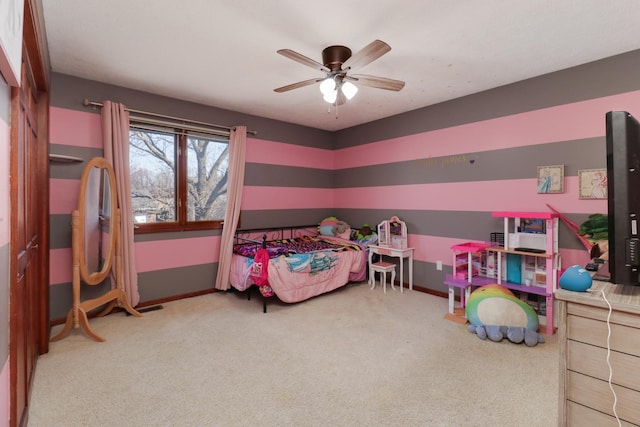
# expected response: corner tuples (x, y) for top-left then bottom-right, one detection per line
(274, 40), (405, 105)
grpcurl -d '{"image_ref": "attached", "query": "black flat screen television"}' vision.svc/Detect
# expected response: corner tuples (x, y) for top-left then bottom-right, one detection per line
(605, 110), (640, 286)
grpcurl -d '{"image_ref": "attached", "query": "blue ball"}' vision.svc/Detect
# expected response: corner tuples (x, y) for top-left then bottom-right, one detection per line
(559, 265), (593, 292)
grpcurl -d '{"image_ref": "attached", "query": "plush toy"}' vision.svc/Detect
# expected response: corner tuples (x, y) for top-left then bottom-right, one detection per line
(465, 284), (544, 347)
(332, 220), (351, 240)
(356, 224), (374, 239)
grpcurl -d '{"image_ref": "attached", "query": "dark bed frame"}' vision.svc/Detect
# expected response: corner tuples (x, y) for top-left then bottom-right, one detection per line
(233, 225), (318, 313)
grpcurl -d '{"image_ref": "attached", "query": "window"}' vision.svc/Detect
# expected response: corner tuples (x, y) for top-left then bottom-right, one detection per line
(129, 125), (229, 233)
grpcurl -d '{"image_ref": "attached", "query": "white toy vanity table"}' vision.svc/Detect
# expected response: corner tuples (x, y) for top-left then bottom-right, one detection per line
(368, 216), (414, 292)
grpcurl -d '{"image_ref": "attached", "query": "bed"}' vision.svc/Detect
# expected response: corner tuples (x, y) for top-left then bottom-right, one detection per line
(229, 225), (370, 312)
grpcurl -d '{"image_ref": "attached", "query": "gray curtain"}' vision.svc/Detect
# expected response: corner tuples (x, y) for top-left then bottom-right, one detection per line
(215, 126), (247, 290)
(102, 101), (140, 306)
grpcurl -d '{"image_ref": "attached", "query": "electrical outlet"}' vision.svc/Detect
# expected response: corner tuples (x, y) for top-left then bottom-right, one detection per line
(436, 260), (443, 271)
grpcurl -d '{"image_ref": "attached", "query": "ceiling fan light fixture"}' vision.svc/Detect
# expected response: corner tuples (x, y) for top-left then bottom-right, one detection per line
(323, 90), (337, 104)
(341, 81), (358, 100)
(319, 77), (336, 96)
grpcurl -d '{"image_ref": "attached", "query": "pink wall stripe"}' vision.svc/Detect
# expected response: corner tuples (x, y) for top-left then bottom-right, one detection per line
(51, 237), (221, 284)
(409, 234), (466, 264)
(336, 90), (640, 169)
(0, 119), (9, 247)
(247, 138), (334, 170)
(49, 248), (72, 285)
(241, 186), (334, 210)
(1, 358), (8, 427)
(335, 177), (607, 214)
(135, 236), (219, 273)
(559, 248), (592, 270)
(49, 107), (102, 149)
(49, 178), (80, 215)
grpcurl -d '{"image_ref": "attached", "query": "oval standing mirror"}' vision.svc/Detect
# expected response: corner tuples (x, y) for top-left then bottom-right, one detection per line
(79, 157), (116, 284)
(52, 157), (141, 342)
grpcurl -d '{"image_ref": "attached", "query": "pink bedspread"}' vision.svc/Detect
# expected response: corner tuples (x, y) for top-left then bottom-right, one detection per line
(229, 235), (366, 303)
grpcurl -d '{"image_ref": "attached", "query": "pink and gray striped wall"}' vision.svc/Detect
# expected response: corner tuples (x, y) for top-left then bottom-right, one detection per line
(48, 50), (640, 320)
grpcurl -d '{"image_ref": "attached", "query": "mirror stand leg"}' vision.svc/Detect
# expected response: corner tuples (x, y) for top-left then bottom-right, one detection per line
(94, 300), (117, 318)
(76, 308), (105, 342)
(118, 290), (142, 317)
(50, 310), (74, 342)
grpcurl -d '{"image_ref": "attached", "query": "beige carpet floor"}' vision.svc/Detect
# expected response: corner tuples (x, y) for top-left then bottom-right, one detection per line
(29, 283), (559, 427)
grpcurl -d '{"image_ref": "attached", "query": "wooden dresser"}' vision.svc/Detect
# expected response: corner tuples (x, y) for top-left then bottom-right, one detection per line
(556, 281), (640, 427)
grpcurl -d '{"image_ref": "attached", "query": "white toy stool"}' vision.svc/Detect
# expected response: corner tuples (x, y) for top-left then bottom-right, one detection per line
(369, 262), (396, 293)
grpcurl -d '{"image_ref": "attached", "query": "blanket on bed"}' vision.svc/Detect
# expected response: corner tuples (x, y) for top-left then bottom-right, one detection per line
(231, 235), (365, 301)
(233, 235), (362, 259)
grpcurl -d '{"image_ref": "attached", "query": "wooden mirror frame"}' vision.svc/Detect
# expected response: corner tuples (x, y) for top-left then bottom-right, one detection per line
(78, 157), (117, 285)
(52, 157), (141, 342)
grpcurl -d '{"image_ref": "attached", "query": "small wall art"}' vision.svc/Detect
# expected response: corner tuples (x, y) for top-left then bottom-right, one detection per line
(537, 165), (564, 194)
(578, 168), (607, 199)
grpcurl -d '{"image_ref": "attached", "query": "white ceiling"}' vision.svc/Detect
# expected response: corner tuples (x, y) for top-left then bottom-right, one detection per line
(42, 1), (640, 132)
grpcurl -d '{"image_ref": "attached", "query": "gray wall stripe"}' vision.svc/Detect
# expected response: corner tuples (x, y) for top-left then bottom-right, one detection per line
(137, 263), (217, 302)
(244, 163), (334, 188)
(239, 208), (335, 230)
(334, 49), (640, 147)
(50, 73), (334, 149)
(335, 208), (592, 252)
(50, 145), (104, 180)
(48, 259), (448, 313)
(50, 265), (217, 319)
(335, 138), (604, 188)
(50, 214), (72, 249)
(49, 280), (112, 321)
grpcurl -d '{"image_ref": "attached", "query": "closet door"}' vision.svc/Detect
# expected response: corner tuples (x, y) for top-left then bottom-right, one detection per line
(9, 52), (41, 427)
(9, 5), (50, 419)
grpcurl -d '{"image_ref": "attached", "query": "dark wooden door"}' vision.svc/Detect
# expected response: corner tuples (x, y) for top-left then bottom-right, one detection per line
(9, 21), (50, 423)
(10, 52), (40, 427)
(8, 2), (50, 426)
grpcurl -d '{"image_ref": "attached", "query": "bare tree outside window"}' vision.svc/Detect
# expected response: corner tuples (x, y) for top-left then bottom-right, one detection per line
(129, 127), (228, 230)
(186, 136), (229, 221)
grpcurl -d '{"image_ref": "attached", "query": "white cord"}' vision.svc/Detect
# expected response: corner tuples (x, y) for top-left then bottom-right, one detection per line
(600, 288), (622, 427)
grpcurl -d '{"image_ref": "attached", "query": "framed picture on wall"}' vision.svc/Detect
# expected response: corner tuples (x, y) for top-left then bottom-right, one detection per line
(578, 168), (608, 199)
(537, 165), (564, 194)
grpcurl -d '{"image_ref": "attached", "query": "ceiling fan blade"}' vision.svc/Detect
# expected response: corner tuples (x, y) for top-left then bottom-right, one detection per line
(346, 74), (405, 91)
(277, 49), (330, 73)
(342, 40), (391, 71)
(274, 78), (323, 93)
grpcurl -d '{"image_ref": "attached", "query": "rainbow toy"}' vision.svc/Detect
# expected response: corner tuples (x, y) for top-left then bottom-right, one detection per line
(465, 284), (544, 347)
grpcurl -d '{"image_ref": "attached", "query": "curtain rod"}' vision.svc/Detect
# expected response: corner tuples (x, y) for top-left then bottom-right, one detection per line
(82, 98), (257, 136)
